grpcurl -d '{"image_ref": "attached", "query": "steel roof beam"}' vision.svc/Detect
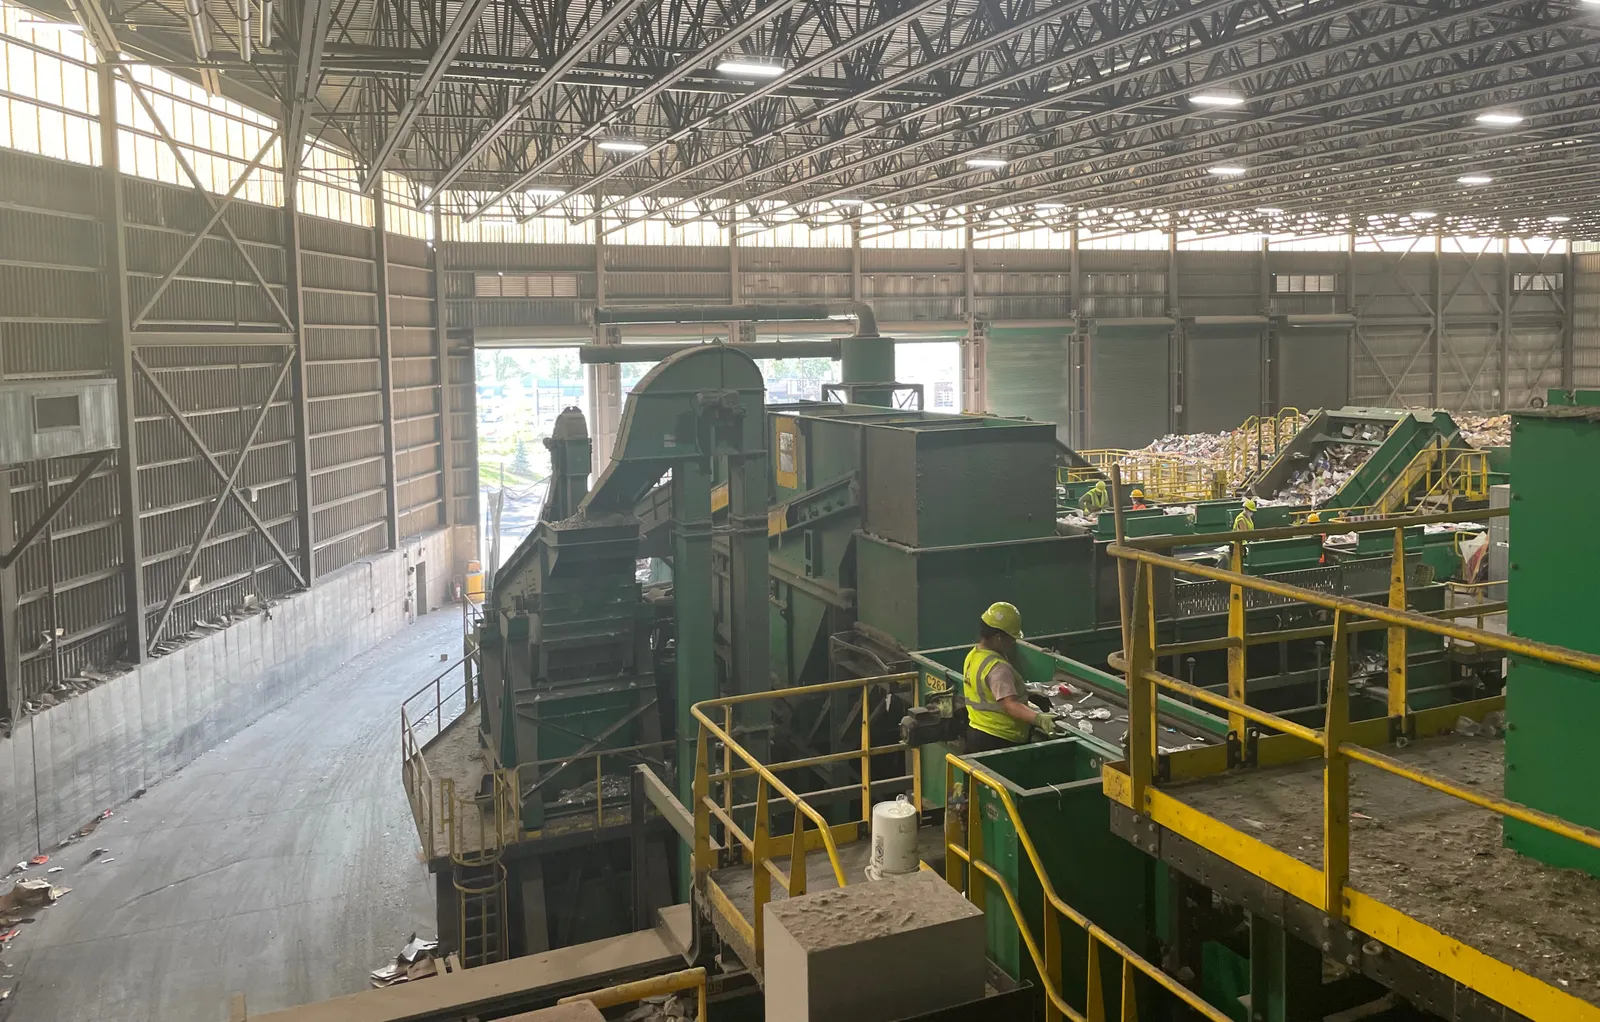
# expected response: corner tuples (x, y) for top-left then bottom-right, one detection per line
(361, 0), (498, 190)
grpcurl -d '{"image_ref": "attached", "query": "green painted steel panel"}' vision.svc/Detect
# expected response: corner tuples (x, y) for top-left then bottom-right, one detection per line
(987, 326), (1071, 442)
(860, 419), (1058, 547)
(1505, 408), (1600, 874)
(1090, 325), (1171, 449)
(1186, 324), (1263, 433)
(965, 739), (1157, 1012)
(1277, 328), (1350, 412)
(856, 532), (1095, 651)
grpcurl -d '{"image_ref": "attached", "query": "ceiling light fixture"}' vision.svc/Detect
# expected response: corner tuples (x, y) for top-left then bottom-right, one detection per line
(597, 139), (648, 153)
(1410, 211), (1437, 220)
(1037, 203), (1066, 211)
(1548, 215), (1573, 223)
(1255, 206), (1284, 214)
(1207, 165), (1247, 176)
(716, 60), (785, 77)
(966, 157), (1008, 169)
(1475, 112), (1524, 126)
(1457, 175), (1493, 185)
(1191, 93), (1246, 107)
(831, 197), (866, 206)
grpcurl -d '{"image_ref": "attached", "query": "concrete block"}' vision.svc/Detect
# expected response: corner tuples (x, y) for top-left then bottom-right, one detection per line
(763, 870), (986, 1022)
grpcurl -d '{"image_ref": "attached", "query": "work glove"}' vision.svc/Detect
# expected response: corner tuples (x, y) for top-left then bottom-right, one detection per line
(1033, 712), (1059, 735)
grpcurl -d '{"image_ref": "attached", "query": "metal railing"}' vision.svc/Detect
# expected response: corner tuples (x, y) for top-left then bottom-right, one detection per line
(946, 755), (1233, 1022)
(502, 737), (676, 834)
(559, 966), (708, 1018)
(1067, 449), (1227, 502)
(1371, 440), (1489, 515)
(400, 650), (482, 862)
(1103, 474), (1600, 936)
(690, 673), (919, 968)
(1224, 407), (1304, 486)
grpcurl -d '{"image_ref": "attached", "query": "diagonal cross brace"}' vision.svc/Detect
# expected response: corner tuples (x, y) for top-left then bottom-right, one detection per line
(131, 349), (306, 590)
(145, 349), (296, 650)
(116, 66), (294, 331)
(132, 129), (283, 330)
(0, 452), (111, 571)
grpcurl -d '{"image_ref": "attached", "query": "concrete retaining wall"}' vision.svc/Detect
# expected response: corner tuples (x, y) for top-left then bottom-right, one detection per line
(0, 525), (473, 865)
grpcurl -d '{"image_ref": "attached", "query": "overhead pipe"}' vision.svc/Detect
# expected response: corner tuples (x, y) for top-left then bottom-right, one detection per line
(184, 0), (209, 60)
(579, 340), (842, 364)
(592, 301), (879, 338)
(238, 0), (251, 61)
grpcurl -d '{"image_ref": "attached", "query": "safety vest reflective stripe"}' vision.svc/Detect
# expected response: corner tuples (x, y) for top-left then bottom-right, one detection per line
(962, 647), (1030, 744)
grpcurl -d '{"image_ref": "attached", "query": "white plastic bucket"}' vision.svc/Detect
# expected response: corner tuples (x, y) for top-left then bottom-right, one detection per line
(867, 794), (920, 879)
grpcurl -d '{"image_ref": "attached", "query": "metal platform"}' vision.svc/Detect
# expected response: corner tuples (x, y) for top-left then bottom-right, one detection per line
(704, 824), (947, 971)
(243, 906), (693, 1022)
(1163, 734), (1600, 1010)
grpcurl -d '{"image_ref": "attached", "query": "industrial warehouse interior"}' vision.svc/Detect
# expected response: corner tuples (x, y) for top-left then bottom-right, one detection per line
(1, 0), (1600, 1018)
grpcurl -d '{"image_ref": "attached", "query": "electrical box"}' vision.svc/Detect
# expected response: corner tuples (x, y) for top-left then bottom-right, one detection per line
(0, 379), (119, 465)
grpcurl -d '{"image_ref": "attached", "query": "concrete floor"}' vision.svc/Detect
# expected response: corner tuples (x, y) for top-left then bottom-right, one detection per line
(0, 608), (464, 1022)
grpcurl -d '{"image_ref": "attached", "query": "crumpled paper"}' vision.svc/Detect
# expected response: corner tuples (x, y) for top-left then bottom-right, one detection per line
(1456, 413), (1509, 449)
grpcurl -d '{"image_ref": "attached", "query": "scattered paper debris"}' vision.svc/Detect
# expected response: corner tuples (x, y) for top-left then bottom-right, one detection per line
(0, 929), (18, 942)
(1457, 413), (1510, 449)
(371, 933), (442, 988)
(45, 867), (62, 874)
(28, 856), (47, 866)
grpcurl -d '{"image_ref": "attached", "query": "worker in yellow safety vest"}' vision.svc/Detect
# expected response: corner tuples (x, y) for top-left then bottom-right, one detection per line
(1079, 480), (1108, 514)
(962, 602), (1058, 752)
(1233, 498), (1258, 532)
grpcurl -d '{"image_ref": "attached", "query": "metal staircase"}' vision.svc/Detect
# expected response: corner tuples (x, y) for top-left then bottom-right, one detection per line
(1370, 437), (1490, 515)
(445, 770), (514, 967)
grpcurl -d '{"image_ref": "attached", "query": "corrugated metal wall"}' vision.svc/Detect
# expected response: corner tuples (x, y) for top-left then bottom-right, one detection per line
(1576, 249), (1600, 389)
(0, 147), (463, 713)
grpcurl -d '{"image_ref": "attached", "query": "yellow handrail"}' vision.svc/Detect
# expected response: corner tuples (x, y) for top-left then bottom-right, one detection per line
(690, 673), (920, 967)
(946, 755), (1234, 1022)
(559, 966), (707, 1017)
(1105, 510), (1600, 927)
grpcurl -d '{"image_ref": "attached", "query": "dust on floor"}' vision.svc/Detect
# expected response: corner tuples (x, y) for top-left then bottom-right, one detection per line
(1173, 735), (1600, 1005)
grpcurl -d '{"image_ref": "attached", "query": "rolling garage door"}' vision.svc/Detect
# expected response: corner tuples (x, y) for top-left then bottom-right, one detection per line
(987, 326), (1071, 441)
(1185, 317), (1266, 433)
(1278, 316), (1353, 412)
(1088, 319), (1173, 449)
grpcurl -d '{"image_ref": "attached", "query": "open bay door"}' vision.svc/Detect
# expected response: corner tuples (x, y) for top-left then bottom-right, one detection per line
(1184, 316), (1267, 432)
(1275, 314), (1354, 411)
(986, 325), (1072, 442)
(1085, 318), (1173, 449)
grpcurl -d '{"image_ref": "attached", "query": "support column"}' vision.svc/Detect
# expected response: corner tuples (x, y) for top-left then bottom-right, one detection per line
(1261, 235), (1274, 415)
(282, 117), (317, 586)
(726, 450), (770, 760)
(373, 190), (400, 549)
(960, 226), (985, 413)
(0, 475), (19, 716)
(1248, 915), (1323, 1022)
(587, 238), (621, 478)
(1168, 229), (1182, 434)
(1562, 250), (1576, 391)
(1346, 230), (1358, 402)
(432, 209), (454, 528)
(1432, 235), (1444, 407)
(851, 222), (862, 302)
(97, 62), (148, 661)
(672, 458), (715, 805)
(1499, 239), (1511, 410)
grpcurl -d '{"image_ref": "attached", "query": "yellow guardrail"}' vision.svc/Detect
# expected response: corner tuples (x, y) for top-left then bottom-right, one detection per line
(1101, 471), (1600, 1018)
(690, 673), (920, 968)
(560, 966), (708, 1017)
(946, 755), (1233, 1022)
(401, 650), (484, 862)
(1225, 407), (1304, 486)
(1371, 440), (1490, 515)
(1069, 449), (1227, 502)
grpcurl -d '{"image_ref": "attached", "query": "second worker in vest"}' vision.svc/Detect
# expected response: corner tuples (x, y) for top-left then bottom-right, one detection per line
(962, 602), (1059, 752)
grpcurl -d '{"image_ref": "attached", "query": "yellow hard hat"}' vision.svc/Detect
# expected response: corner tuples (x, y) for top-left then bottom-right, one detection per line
(1242, 498), (1259, 511)
(1305, 512), (1321, 524)
(1130, 487), (1145, 499)
(981, 601), (1023, 639)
